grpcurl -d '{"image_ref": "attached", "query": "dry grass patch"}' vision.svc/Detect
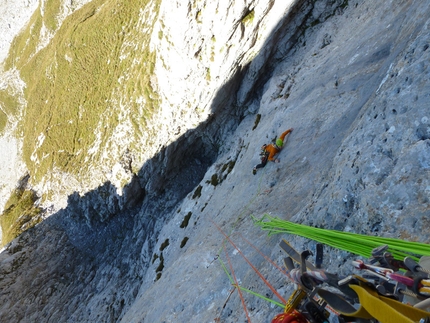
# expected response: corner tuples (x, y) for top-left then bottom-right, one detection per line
(0, 188), (42, 246)
(5, 0), (160, 181)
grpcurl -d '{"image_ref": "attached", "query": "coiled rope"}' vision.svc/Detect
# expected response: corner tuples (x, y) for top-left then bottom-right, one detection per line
(253, 214), (430, 261)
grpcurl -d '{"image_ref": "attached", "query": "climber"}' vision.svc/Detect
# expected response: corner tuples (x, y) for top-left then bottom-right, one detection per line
(253, 128), (293, 175)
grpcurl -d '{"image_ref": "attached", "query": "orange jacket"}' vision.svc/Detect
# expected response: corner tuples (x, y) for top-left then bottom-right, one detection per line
(264, 129), (292, 161)
(264, 144), (280, 161)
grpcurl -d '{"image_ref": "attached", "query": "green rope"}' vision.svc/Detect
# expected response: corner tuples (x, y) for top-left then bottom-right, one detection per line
(238, 286), (285, 308)
(215, 165), (268, 276)
(215, 168), (285, 314)
(253, 214), (430, 261)
(217, 254), (285, 309)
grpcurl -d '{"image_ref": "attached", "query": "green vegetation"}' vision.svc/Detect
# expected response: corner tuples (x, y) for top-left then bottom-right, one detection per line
(209, 173), (219, 186)
(252, 113), (261, 130)
(160, 238), (170, 251)
(0, 87), (20, 133)
(310, 19), (321, 27)
(210, 36), (216, 61)
(241, 9), (255, 25)
(341, 0), (349, 9)
(5, 9), (42, 70)
(155, 252), (164, 280)
(0, 110), (6, 133)
(180, 212), (192, 228)
(196, 10), (202, 23)
(192, 185), (202, 199)
(221, 160), (235, 175)
(180, 236), (189, 248)
(205, 161), (236, 187)
(44, 0), (62, 31)
(4, 0), (161, 183)
(0, 188), (42, 246)
(152, 253), (158, 263)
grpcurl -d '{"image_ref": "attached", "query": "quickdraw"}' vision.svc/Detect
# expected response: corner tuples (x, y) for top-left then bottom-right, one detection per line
(214, 220), (430, 323)
(278, 241), (430, 323)
(259, 146), (269, 162)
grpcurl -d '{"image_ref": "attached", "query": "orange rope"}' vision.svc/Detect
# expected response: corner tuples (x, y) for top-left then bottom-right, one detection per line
(238, 232), (289, 276)
(224, 244), (252, 323)
(212, 220), (288, 305)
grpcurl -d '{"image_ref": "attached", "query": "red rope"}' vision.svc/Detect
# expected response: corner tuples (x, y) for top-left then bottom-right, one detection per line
(238, 232), (289, 276)
(211, 220), (288, 305)
(224, 244), (252, 323)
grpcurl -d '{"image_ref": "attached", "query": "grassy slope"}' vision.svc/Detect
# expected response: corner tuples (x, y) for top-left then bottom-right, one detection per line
(0, 89), (19, 133)
(0, 188), (42, 247)
(0, 0), (160, 245)
(5, 0), (158, 181)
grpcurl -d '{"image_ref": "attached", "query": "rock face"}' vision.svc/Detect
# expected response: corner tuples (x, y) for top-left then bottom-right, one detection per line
(1, 0), (430, 322)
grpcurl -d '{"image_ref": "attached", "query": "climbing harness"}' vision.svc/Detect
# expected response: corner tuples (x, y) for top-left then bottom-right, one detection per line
(259, 145), (270, 162)
(215, 212), (430, 322)
(212, 176), (430, 323)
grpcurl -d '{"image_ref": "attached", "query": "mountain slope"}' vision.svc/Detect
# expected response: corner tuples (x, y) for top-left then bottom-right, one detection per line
(1, 0), (430, 322)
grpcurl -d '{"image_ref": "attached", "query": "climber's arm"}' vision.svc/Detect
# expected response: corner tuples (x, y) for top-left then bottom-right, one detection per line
(279, 128), (293, 141)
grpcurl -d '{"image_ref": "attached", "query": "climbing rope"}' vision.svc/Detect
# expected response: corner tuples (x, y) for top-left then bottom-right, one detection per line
(238, 232), (289, 277)
(212, 219), (288, 305)
(212, 163), (284, 319)
(217, 255), (285, 308)
(214, 227), (285, 321)
(253, 214), (430, 261)
(224, 242), (252, 323)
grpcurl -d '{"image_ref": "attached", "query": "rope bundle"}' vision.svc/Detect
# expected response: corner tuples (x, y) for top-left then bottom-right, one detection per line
(253, 214), (430, 261)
